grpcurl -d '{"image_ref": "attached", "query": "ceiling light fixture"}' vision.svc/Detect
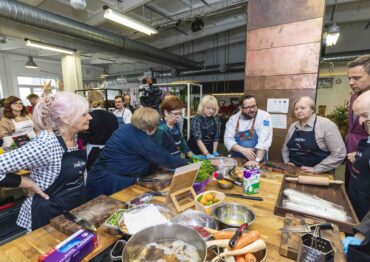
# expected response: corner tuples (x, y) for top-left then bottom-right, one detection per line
(25, 56), (38, 69)
(326, 0), (340, 47)
(25, 38), (76, 55)
(103, 6), (158, 35)
(70, 0), (86, 10)
(99, 67), (110, 78)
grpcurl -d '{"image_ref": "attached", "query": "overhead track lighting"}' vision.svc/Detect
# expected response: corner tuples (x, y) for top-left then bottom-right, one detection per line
(103, 6), (158, 35)
(99, 67), (110, 78)
(25, 38), (76, 55)
(25, 56), (38, 69)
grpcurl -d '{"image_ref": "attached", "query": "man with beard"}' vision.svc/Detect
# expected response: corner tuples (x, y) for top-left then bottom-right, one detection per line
(345, 55), (370, 192)
(224, 95), (272, 163)
(343, 90), (370, 261)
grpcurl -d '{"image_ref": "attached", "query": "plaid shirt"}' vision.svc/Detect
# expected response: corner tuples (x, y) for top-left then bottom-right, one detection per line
(190, 115), (221, 141)
(0, 131), (76, 231)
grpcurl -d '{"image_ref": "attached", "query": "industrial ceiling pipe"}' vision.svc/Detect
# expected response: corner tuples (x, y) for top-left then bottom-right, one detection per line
(0, 0), (200, 69)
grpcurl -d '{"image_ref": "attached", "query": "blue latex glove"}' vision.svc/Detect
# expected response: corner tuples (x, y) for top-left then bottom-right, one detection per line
(206, 154), (215, 159)
(212, 152), (220, 157)
(342, 236), (363, 254)
(192, 154), (206, 160)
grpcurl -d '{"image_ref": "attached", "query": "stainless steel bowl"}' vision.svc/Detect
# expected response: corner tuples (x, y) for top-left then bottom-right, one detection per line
(212, 202), (256, 229)
(171, 210), (218, 240)
(210, 157), (239, 180)
(217, 179), (234, 189)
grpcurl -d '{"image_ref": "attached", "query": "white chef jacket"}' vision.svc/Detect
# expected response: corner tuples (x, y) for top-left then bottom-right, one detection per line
(224, 109), (273, 151)
(113, 108), (132, 124)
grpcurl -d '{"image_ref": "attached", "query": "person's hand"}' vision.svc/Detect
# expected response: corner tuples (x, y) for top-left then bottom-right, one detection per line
(212, 152), (220, 157)
(342, 235), (364, 254)
(192, 154), (206, 160)
(20, 177), (49, 200)
(347, 152), (356, 164)
(246, 161), (260, 167)
(301, 166), (315, 173)
(206, 154), (215, 159)
(287, 162), (296, 166)
(239, 148), (256, 160)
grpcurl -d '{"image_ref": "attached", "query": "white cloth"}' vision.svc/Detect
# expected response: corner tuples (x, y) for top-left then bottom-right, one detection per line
(123, 204), (168, 234)
(113, 108), (132, 124)
(224, 109), (273, 151)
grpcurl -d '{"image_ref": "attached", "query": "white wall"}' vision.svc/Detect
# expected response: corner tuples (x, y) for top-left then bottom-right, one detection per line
(0, 54), (101, 98)
(317, 65), (351, 115)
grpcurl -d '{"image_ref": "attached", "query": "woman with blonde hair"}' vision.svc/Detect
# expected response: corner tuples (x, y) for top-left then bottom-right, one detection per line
(188, 95), (221, 158)
(87, 107), (188, 198)
(282, 96), (346, 173)
(0, 92), (92, 231)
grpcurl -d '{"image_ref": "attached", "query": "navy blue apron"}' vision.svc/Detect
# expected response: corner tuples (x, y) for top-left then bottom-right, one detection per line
(31, 136), (87, 230)
(348, 138), (370, 221)
(188, 117), (216, 155)
(231, 115), (258, 158)
(115, 109), (126, 126)
(287, 116), (330, 167)
(166, 122), (182, 157)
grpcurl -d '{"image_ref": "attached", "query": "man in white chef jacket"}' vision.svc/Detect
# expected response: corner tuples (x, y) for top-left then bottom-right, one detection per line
(224, 95), (273, 163)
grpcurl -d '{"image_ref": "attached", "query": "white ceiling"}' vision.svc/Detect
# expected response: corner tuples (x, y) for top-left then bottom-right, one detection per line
(0, 0), (369, 75)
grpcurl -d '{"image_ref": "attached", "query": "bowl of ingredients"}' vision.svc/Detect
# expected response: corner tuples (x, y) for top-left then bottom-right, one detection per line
(195, 190), (225, 215)
(213, 203), (256, 229)
(110, 223), (207, 261)
(102, 209), (126, 234)
(118, 204), (175, 235)
(211, 157), (239, 181)
(217, 179), (234, 189)
(171, 210), (218, 240)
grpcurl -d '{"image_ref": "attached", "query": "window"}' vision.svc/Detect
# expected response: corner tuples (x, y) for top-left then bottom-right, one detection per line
(17, 76), (58, 105)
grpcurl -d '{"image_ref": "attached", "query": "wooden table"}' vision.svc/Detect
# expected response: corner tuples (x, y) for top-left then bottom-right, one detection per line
(0, 172), (308, 261)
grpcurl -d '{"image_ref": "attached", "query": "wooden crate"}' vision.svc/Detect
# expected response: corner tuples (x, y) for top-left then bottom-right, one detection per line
(274, 177), (359, 233)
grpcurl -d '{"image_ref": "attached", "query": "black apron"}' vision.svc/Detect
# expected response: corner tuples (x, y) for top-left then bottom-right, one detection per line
(188, 117), (216, 155)
(348, 138), (370, 221)
(287, 116), (330, 167)
(31, 136), (87, 230)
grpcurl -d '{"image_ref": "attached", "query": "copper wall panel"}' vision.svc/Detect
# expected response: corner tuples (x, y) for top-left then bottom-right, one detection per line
(246, 74), (318, 90)
(248, 0), (325, 30)
(247, 18), (323, 51)
(246, 43), (321, 77)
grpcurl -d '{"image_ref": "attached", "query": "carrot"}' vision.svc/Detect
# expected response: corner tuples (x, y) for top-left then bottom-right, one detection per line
(235, 255), (246, 262)
(232, 230), (260, 250)
(245, 253), (257, 262)
(213, 231), (235, 240)
(210, 239), (266, 262)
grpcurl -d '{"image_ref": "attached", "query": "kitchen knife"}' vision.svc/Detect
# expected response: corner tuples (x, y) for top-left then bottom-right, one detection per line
(279, 222), (333, 233)
(224, 193), (263, 201)
(63, 211), (97, 232)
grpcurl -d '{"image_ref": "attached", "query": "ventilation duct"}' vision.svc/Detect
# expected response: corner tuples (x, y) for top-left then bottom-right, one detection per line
(0, 0), (200, 69)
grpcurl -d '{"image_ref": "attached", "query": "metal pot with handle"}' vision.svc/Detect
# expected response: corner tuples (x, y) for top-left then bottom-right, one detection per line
(110, 223), (207, 261)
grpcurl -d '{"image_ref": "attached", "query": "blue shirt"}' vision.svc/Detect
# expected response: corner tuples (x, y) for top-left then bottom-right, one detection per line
(93, 124), (188, 177)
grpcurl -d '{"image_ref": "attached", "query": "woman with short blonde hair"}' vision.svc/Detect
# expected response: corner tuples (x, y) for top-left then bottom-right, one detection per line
(87, 90), (104, 109)
(282, 95), (346, 174)
(87, 106), (188, 198)
(188, 95), (221, 158)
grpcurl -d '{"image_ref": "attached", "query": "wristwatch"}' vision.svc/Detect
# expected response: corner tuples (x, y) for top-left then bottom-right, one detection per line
(255, 157), (262, 163)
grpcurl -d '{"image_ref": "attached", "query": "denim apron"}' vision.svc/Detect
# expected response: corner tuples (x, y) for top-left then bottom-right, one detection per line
(31, 136), (87, 230)
(231, 115), (258, 158)
(115, 109), (126, 127)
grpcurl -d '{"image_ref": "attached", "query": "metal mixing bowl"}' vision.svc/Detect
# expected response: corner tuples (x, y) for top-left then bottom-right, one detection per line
(212, 202), (256, 229)
(210, 157), (239, 180)
(171, 210), (218, 240)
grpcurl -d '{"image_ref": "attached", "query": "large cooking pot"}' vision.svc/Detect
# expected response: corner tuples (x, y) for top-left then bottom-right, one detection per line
(110, 223), (207, 261)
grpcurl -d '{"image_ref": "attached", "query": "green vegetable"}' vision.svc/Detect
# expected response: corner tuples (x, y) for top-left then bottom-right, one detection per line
(197, 195), (203, 202)
(193, 159), (214, 182)
(106, 211), (121, 226)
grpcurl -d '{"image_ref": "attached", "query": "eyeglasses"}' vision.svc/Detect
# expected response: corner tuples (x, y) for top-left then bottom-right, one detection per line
(169, 111), (182, 117)
(241, 105), (257, 111)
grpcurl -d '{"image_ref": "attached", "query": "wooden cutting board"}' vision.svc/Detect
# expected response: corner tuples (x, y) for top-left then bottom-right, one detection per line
(50, 195), (124, 236)
(280, 213), (345, 261)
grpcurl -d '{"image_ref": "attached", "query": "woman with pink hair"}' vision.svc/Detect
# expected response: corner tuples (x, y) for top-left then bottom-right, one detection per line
(0, 92), (92, 231)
